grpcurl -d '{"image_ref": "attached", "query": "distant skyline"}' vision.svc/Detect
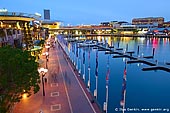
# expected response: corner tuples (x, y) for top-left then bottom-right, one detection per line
(1, 0), (170, 25)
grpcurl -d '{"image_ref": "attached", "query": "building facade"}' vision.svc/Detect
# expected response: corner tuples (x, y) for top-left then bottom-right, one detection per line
(132, 17), (164, 27)
(0, 10), (41, 49)
(163, 21), (170, 27)
(41, 20), (61, 38)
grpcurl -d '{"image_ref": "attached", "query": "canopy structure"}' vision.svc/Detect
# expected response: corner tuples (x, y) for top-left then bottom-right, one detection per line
(30, 46), (42, 51)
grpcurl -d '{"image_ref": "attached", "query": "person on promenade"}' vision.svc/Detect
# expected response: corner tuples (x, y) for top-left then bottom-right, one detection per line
(39, 109), (43, 113)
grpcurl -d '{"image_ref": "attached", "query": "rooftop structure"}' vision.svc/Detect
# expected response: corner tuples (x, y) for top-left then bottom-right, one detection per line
(0, 11), (41, 22)
(0, 9), (41, 29)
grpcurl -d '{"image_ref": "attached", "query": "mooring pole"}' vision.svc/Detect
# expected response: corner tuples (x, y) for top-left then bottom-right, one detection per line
(152, 48), (155, 58)
(126, 44), (128, 52)
(137, 45), (140, 56)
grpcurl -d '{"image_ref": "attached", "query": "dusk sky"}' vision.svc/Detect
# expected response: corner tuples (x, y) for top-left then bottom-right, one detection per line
(1, 0), (170, 25)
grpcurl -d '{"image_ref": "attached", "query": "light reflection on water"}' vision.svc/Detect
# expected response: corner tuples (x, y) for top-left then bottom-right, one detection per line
(59, 36), (170, 113)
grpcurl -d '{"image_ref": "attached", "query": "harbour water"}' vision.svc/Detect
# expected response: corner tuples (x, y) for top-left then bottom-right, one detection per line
(58, 35), (170, 113)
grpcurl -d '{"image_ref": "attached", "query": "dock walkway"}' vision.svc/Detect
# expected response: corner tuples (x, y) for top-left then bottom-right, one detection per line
(76, 40), (170, 72)
(96, 44), (170, 72)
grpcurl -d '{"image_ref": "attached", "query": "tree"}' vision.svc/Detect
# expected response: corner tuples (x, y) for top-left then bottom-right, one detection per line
(0, 29), (6, 38)
(133, 29), (139, 35)
(0, 46), (40, 113)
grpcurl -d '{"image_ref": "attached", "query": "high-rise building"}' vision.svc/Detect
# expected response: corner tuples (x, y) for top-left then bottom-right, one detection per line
(44, 9), (50, 20)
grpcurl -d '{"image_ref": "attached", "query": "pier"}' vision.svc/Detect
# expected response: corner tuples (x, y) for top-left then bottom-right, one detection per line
(79, 42), (170, 73)
(74, 38), (170, 72)
(69, 37), (170, 72)
(59, 35), (170, 72)
(56, 35), (170, 113)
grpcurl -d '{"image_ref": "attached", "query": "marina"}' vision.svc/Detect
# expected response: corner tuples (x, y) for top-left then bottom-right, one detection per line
(64, 36), (170, 72)
(57, 35), (170, 113)
(1, 1), (170, 113)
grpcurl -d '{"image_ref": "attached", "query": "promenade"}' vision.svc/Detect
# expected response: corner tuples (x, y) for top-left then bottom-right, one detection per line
(13, 39), (102, 113)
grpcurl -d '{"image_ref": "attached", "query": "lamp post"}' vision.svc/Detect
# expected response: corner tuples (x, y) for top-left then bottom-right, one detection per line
(38, 67), (48, 96)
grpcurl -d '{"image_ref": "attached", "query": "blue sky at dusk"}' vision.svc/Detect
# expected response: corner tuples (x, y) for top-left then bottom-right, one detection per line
(1, 0), (170, 25)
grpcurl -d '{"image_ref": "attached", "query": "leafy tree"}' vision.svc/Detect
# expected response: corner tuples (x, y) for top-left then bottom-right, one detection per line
(0, 46), (40, 112)
(0, 29), (6, 38)
(37, 40), (45, 47)
(133, 29), (139, 34)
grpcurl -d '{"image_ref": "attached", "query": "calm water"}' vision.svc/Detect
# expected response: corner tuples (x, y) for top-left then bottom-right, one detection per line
(58, 36), (170, 113)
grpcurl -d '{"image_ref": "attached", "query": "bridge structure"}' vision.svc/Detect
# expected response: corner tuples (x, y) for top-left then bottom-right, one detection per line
(53, 25), (161, 38)
(52, 25), (115, 36)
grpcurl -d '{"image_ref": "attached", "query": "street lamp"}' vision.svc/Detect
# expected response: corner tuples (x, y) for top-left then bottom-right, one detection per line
(38, 67), (48, 96)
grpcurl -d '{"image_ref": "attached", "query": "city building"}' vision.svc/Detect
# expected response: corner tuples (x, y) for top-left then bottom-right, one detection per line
(41, 20), (61, 40)
(44, 9), (50, 20)
(100, 22), (112, 26)
(132, 17), (164, 27)
(163, 21), (170, 27)
(117, 24), (137, 35)
(0, 9), (41, 49)
(41, 9), (61, 37)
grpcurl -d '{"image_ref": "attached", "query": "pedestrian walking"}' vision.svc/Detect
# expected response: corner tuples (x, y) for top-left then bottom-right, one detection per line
(39, 109), (44, 113)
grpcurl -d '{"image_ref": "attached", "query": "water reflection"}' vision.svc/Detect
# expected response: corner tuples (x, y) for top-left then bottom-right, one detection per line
(87, 46), (91, 89)
(83, 48), (86, 80)
(94, 49), (98, 98)
(120, 61), (127, 113)
(104, 55), (110, 113)
(78, 46), (81, 74)
(76, 43), (78, 69)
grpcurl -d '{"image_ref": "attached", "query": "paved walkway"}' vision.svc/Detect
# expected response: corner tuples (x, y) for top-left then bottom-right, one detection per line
(13, 40), (102, 113)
